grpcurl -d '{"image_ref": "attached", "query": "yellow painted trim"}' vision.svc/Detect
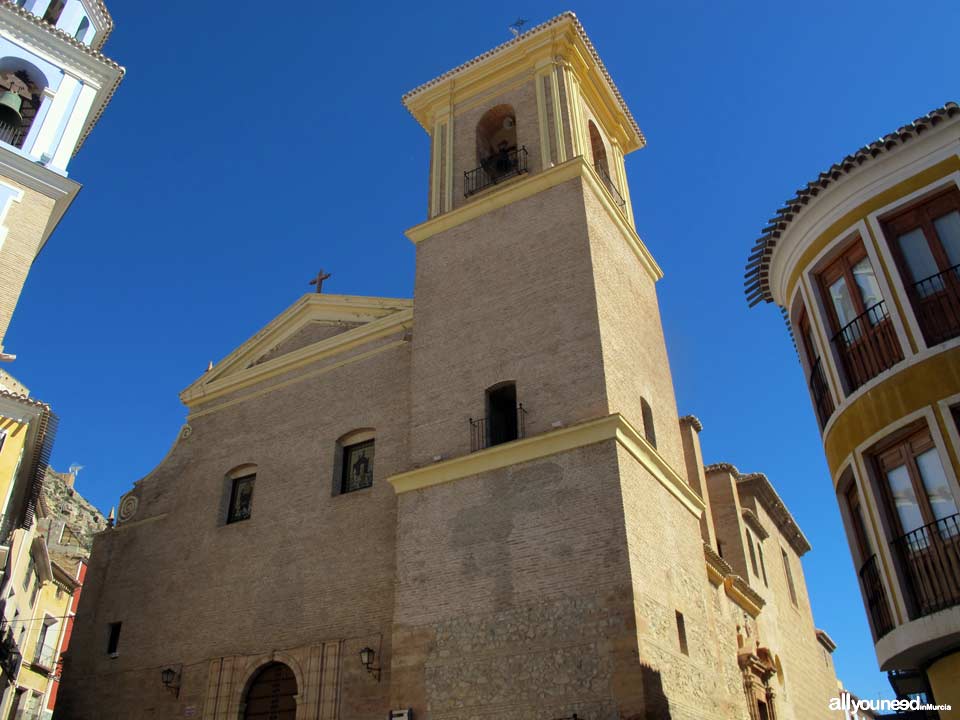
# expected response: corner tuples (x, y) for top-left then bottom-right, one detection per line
(784, 157), (960, 306)
(724, 576), (763, 618)
(444, 117), (454, 214)
(405, 157), (663, 281)
(387, 413), (705, 517)
(562, 62), (586, 158)
(535, 67), (551, 170)
(430, 119), (442, 217)
(187, 340), (408, 420)
(550, 65), (567, 163)
(824, 345), (960, 474)
(182, 309), (413, 408)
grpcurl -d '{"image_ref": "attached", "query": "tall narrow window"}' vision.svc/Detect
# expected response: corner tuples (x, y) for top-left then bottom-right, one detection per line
(486, 383), (519, 447)
(341, 439), (375, 494)
(818, 240), (901, 390)
(846, 484), (874, 562)
(746, 531), (759, 578)
(675, 611), (688, 655)
(757, 541), (768, 586)
(798, 307), (833, 427)
(781, 548), (798, 607)
(74, 16), (90, 41)
(107, 622), (121, 657)
(42, 0), (65, 24)
(641, 398), (656, 448)
(882, 187), (960, 346)
(226, 473), (255, 523)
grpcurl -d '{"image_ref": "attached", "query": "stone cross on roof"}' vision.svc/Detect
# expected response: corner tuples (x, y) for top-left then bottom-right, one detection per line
(309, 269), (331, 294)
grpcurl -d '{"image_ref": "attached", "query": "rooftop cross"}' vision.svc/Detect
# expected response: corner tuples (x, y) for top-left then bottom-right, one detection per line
(309, 269), (331, 294)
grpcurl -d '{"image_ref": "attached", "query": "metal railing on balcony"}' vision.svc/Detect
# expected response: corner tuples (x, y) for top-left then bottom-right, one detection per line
(909, 263), (960, 347)
(858, 553), (895, 639)
(0, 622), (22, 680)
(831, 300), (903, 392)
(594, 162), (626, 209)
(0, 121), (26, 149)
(808, 357), (834, 428)
(892, 513), (960, 619)
(469, 404), (527, 452)
(32, 639), (57, 671)
(464, 146), (528, 197)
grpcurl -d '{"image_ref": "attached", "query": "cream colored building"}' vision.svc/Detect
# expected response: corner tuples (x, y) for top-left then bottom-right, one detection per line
(744, 102), (960, 713)
(61, 13), (843, 720)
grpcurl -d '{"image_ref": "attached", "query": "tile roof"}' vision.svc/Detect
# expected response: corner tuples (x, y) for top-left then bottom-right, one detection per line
(744, 102), (960, 307)
(402, 11), (644, 147)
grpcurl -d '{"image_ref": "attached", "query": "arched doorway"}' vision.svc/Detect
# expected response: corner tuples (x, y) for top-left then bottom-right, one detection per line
(243, 662), (297, 720)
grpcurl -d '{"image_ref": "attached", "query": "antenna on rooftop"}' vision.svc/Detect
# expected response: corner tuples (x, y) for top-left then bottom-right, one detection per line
(508, 18), (527, 37)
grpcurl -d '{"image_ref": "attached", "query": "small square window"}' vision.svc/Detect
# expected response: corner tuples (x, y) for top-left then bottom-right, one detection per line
(341, 440), (374, 494)
(226, 474), (255, 524)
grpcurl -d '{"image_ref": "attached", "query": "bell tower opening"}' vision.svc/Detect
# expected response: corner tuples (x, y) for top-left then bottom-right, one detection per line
(589, 121), (609, 179)
(0, 62), (46, 149)
(466, 104), (527, 196)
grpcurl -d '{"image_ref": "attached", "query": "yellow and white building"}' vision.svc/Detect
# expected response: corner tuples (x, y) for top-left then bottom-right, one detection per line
(745, 102), (960, 711)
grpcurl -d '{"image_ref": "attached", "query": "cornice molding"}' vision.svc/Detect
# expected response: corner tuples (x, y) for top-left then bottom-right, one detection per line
(181, 304), (413, 408)
(405, 157), (662, 282)
(741, 508), (769, 540)
(388, 413), (705, 518)
(679, 414), (703, 433)
(724, 575), (765, 618)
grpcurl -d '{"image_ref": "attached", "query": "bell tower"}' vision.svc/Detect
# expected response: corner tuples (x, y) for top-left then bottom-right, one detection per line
(391, 13), (706, 719)
(0, 0), (122, 357)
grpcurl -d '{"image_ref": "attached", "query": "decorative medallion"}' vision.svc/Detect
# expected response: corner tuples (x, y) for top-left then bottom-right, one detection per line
(118, 493), (139, 522)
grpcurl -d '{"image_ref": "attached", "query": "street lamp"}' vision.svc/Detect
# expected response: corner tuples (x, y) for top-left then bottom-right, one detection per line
(359, 647), (381, 681)
(161, 666), (180, 698)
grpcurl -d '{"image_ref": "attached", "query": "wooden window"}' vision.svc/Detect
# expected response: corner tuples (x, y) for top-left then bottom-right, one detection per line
(641, 398), (656, 448)
(781, 548), (798, 607)
(107, 622), (122, 656)
(675, 611), (688, 655)
(882, 187), (960, 345)
(846, 484), (873, 563)
(798, 307), (834, 427)
(817, 239), (901, 389)
(226, 474), (255, 524)
(873, 425), (958, 538)
(341, 440), (374, 494)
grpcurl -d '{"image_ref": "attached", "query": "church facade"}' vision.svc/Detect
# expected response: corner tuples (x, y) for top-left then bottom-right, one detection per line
(59, 13), (842, 720)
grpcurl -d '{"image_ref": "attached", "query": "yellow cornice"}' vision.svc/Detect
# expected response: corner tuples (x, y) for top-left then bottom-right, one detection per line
(724, 575), (765, 618)
(181, 307), (413, 409)
(387, 413), (704, 518)
(405, 157), (663, 282)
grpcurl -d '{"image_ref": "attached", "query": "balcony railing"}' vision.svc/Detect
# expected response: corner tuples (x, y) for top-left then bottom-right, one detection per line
(858, 554), (895, 639)
(892, 513), (960, 619)
(594, 162), (626, 209)
(32, 639), (57, 671)
(808, 357), (834, 428)
(464, 146), (528, 197)
(469, 404), (527, 452)
(909, 264), (960, 347)
(0, 121), (26, 149)
(0, 622), (22, 680)
(831, 300), (903, 392)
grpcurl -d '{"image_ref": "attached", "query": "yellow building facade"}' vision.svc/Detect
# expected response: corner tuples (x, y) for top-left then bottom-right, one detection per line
(745, 103), (960, 712)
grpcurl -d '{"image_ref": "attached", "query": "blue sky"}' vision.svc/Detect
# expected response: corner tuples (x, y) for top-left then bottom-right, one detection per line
(7, 0), (958, 703)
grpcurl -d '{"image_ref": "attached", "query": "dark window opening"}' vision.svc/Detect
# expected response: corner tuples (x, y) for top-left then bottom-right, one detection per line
(641, 398), (656, 448)
(746, 531), (759, 578)
(488, 383), (518, 447)
(226, 474), (255, 524)
(675, 611), (688, 655)
(758, 542), (768, 586)
(757, 700), (770, 720)
(75, 16), (90, 41)
(781, 548), (798, 607)
(106, 622), (121, 656)
(341, 440), (375, 494)
(717, 540), (724, 559)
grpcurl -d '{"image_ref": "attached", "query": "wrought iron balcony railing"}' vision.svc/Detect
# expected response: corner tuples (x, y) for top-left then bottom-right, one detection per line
(0, 121), (26, 149)
(808, 357), (834, 428)
(32, 639), (57, 671)
(831, 300), (903, 392)
(594, 162), (626, 209)
(858, 553), (895, 639)
(469, 404), (527, 452)
(909, 263), (960, 347)
(464, 146), (528, 197)
(0, 622), (22, 680)
(892, 513), (960, 619)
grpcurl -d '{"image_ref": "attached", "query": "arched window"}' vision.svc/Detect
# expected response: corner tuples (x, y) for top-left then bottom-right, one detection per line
(0, 58), (49, 149)
(465, 103), (528, 196)
(641, 397), (656, 448)
(224, 464), (257, 524)
(74, 16), (90, 42)
(333, 429), (375, 495)
(244, 662), (297, 720)
(589, 121), (610, 179)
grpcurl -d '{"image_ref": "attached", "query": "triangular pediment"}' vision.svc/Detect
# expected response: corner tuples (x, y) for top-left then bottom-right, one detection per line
(181, 294), (413, 407)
